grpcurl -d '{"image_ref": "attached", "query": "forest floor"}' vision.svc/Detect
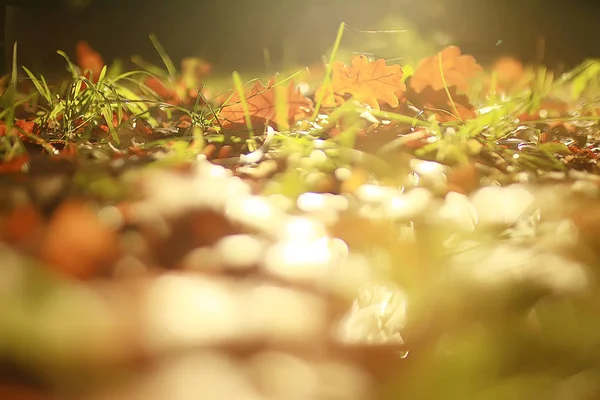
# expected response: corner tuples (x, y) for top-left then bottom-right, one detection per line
(1, 26), (600, 399)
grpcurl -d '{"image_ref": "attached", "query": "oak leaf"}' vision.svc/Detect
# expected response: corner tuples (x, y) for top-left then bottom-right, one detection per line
(410, 46), (483, 95)
(218, 77), (313, 128)
(75, 41), (105, 82)
(405, 86), (476, 122)
(315, 55), (406, 109)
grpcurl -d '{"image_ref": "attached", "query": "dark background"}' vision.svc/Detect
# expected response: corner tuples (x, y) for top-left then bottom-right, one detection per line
(0, 0), (599, 75)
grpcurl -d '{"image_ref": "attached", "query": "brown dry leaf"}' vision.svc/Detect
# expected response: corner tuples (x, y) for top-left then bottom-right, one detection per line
(0, 154), (29, 174)
(315, 55), (406, 109)
(0, 385), (49, 400)
(492, 57), (525, 85)
(0, 204), (44, 248)
(141, 58), (212, 106)
(447, 163), (480, 194)
(144, 75), (182, 103)
(406, 86), (476, 122)
(40, 200), (119, 279)
(0, 119), (36, 137)
(516, 99), (570, 123)
(75, 41), (105, 82)
(482, 56), (527, 95)
(410, 46), (483, 95)
(218, 77), (313, 128)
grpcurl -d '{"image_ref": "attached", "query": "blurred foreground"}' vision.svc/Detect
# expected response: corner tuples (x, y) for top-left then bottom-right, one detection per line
(2, 154), (600, 399)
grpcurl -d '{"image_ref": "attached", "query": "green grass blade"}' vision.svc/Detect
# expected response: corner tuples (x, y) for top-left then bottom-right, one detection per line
(367, 109), (429, 127)
(48, 101), (65, 121)
(1, 42), (20, 129)
(130, 55), (168, 77)
(571, 60), (600, 100)
(40, 75), (54, 105)
(111, 70), (156, 83)
(101, 81), (123, 125)
(22, 67), (53, 104)
(231, 71), (254, 139)
(114, 84), (149, 114)
(11, 42), (18, 87)
(274, 75), (289, 130)
(312, 21), (346, 120)
(149, 34), (177, 77)
(57, 50), (80, 78)
(79, 77), (120, 144)
(97, 65), (108, 83)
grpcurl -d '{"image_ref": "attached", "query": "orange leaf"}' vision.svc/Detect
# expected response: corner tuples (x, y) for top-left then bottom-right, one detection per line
(492, 57), (525, 84)
(0, 154), (29, 174)
(0, 204), (43, 247)
(98, 112), (128, 134)
(0, 384), (49, 400)
(0, 119), (36, 137)
(145, 76), (177, 100)
(488, 56), (526, 94)
(40, 200), (119, 279)
(406, 86), (477, 122)
(315, 55), (406, 109)
(410, 46), (483, 95)
(218, 77), (313, 128)
(75, 41), (105, 82)
(142, 58), (212, 106)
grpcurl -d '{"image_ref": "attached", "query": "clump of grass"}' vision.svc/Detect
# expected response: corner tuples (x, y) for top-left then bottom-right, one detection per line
(0, 28), (599, 191)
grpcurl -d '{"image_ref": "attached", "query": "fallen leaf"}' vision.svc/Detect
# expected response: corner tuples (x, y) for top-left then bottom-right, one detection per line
(490, 56), (526, 93)
(447, 163), (480, 194)
(176, 114), (192, 129)
(305, 59), (328, 83)
(218, 145), (233, 159)
(40, 200), (119, 279)
(0, 154), (29, 174)
(406, 86), (477, 122)
(203, 143), (217, 159)
(142, 58), (211, 106)
(410, 46), (483, 95)
(315, 55), (406, 109)
(0, 204), (44, 248)
(218, 77), (313, 128)
(144, 75), (181, 103)
(98, 112), (129, 134)
(0, 385), (49, 400)
(76, 41), (105, 82)
(515, 99), (569, 123)
(0, 119), (36, 137)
